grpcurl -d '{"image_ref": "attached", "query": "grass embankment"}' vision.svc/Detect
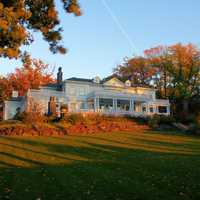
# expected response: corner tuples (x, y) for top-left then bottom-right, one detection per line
(0, 115), (150, 135)
(0, 131), (200, 200)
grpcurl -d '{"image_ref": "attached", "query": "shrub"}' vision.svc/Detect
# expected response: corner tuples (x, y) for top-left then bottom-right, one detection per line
(176, 112), (197, 124)
(196, 113), (200, 125)
(190, 113), (200, 135)
(126, 115), (148, 124)
(14, 111), (27, 121)
(64, 113), (85, 125)
(14, 111), (47, 124)
(148, 114), (160, 129)
(148, 114), (175, 129)
(188, 123), (200, 135)
(159, 115), (175, 124)
(0, 111), (3, 121)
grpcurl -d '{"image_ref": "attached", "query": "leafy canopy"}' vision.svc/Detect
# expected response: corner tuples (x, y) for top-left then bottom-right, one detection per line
(115, 43), (200, 100)
(0, 55), (55, 102)
(0, 0), (81, 59)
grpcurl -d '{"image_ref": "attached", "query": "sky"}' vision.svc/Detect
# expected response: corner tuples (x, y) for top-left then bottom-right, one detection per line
(0, 0), (200, 79)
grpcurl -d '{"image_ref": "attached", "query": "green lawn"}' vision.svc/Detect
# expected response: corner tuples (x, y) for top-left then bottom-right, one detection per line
(0, 131), (200, 200)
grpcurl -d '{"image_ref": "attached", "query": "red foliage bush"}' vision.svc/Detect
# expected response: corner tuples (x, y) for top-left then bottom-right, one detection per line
(62, 114), (150, 134)
(0, 123), (64, 136)
(0, 114), (150, 136)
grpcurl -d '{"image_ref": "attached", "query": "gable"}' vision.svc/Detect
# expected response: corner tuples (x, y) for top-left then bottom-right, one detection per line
(103, 77), (125, 87)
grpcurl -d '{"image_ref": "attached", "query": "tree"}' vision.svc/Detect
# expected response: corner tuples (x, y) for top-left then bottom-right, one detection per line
(115, 43), (200, 116)
(0, 76), (13, 102)
(145, 44), (200, 102)
(0, 0), (81, 59)
(8, 55), (55, 96)
(167, 44), (200, 112)
(144, 46), (170, 98)
(114, 57), (157, 87)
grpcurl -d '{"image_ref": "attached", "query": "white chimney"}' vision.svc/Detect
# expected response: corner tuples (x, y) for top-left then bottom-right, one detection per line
(12, 91), (19, 98)
(125, 80), (131, 87)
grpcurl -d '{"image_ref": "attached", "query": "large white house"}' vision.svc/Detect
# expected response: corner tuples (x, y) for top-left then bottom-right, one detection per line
(3, 67), (170, 120)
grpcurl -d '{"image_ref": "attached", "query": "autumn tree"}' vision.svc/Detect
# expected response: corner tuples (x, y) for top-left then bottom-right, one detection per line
(7, 55), (55, 96)
(0, 76), (13, 102)
(168, 44), (200, 112)
(144, 46), (171, 98)
(145, 44), (200, 112)
(0, 0), (81, 59)
(115, 43), (200, 116)
(114, 57), (157, 87)
(0, 55), (55, 103)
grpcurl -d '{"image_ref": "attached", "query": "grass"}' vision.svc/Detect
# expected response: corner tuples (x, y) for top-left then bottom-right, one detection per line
(0, 131), (200, 200)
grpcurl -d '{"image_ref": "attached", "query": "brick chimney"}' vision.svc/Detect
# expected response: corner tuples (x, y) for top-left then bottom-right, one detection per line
(57, 67), (63, 90)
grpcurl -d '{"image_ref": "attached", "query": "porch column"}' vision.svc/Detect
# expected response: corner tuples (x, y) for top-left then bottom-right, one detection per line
(112, 99), (115, 112)
(155, 106), (158, 114)
(146, 103), (149, 115)
(94, 98), (97, 112)
(129, 99), (132, 112)
(97, 97), (100, 112)
(113, 98), (117, 112)
(132, 100), (135, 112)
(94, 97), (99, 112)
(131, 99), (135, 113)
(129, 99), (133, 113)
(167, 105), (170, 115)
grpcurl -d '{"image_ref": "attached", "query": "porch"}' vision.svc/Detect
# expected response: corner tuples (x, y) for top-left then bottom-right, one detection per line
(85, 92), (170, 116)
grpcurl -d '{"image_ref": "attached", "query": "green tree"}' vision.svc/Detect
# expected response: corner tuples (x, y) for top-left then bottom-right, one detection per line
(0, 0), (81, 59)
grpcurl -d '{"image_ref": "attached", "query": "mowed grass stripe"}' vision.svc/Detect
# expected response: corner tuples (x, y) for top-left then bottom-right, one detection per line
(0, 132), (200, 200)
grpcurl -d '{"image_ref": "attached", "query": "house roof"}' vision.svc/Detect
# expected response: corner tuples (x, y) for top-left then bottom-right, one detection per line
(65, 76), (155, 89)
(100, 74), (124, 84)
(66, 75), (124, 84)
(66, 77), (93, 83)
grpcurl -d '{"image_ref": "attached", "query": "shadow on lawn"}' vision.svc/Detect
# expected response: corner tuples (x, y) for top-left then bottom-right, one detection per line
(0, 135), (200, 200)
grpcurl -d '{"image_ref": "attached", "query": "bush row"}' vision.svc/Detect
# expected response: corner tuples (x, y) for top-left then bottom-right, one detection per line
(0, 123), (64, 136)
(0, 113), (150, 136)
(147, 114), (200, 134)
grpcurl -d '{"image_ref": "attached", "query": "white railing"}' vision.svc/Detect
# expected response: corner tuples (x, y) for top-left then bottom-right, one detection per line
(75, 108), (170, 116)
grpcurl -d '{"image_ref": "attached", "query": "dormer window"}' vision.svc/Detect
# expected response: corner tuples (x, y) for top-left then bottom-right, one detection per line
(93, 76), (101, 84)
(125, 80), (131, 87)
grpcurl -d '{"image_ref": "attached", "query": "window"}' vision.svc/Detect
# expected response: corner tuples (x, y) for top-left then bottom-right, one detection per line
(158, 106), (167, 113)
(69, 87), (76, 95)
(70, 103), (77, 111)
(80, 102), (86, 109)
(99, 98), (113, 110)
(79, 87), (85, 95)
(142, 106), (146, 112)
(117, 100), (130, 111)
(150, 107), (154, 113)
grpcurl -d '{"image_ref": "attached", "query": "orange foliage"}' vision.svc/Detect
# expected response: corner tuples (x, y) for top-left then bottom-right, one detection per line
(0, 57), (55, 100)
(8, 58), (55, 96)
(0, 0), (81, 58)
(0, 77), (13, 102)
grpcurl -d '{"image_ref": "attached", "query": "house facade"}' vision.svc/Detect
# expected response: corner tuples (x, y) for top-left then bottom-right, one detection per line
(3, 67), (170, 120)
